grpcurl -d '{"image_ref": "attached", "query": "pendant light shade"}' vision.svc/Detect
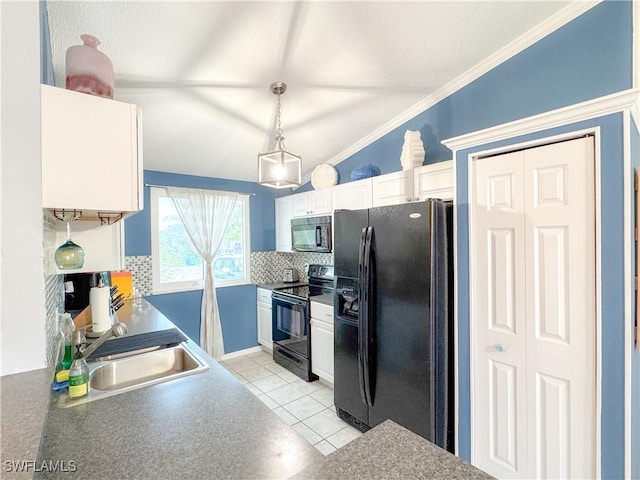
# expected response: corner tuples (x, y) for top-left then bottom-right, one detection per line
(258, 82), (302, 188)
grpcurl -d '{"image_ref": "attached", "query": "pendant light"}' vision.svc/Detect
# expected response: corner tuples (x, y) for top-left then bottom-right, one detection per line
(258, 82), (302, 188)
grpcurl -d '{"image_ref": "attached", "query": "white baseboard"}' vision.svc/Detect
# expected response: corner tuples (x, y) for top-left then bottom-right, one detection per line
(219, 345), (266, 361)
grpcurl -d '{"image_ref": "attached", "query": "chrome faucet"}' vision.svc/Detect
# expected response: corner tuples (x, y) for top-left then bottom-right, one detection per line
(72, 322), (129, 359)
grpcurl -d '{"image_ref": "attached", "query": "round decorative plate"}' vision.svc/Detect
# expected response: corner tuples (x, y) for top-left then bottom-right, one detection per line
(311, 164), (338, 189)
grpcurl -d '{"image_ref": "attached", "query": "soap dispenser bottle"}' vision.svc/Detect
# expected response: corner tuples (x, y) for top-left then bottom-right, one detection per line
(56, 313), (75, 371)
(68, 345), (89, 399)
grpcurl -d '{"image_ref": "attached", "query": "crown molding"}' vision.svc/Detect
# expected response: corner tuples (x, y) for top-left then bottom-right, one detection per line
(631, 95), (640, 127)
(441, 88), (640, 151)
(301, 0), (601, 185)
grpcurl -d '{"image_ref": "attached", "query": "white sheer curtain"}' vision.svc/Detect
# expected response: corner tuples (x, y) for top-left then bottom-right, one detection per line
(165, 186), (238, 359)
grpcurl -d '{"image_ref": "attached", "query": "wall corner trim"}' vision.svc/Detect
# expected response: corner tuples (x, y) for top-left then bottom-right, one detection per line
(442, 88), (640, 151)
(300, 0), (600, 186)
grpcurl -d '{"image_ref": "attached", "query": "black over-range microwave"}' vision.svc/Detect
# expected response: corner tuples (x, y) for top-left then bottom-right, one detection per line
(291, 215), (332, 253)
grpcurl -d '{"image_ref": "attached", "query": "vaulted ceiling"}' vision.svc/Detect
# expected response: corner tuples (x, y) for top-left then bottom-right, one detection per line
(46, 1), (577, 184)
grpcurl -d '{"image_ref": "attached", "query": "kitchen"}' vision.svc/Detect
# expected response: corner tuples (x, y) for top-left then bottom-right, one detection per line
(2, 1), (639, 479)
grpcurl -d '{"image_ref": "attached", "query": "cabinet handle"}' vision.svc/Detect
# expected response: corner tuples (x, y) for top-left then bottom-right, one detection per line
(495, 344), (507, 353)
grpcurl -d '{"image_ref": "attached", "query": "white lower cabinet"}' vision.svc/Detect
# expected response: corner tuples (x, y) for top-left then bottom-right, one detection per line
(310, 301), (334, 384)
(257, 288), (273, 350)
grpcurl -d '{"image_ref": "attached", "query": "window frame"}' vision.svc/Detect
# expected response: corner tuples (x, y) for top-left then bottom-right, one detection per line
(150, 187), (251, 294)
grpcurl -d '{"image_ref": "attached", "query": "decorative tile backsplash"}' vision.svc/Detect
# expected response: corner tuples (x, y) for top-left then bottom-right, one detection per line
(125, 255), (153, 296)
(43, 214), (63, 367)
(251, 251), (333, 284)
(124, 251), (333, 293)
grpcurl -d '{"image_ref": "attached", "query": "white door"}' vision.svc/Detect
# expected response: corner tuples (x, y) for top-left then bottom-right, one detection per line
(471, 137), (596, 479)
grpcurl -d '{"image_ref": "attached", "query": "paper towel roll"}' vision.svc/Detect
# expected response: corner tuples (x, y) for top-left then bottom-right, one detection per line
(90, 286), (111, 333)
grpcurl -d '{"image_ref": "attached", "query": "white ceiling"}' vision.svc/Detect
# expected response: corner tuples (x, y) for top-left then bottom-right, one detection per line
(46, 1), (576, 184)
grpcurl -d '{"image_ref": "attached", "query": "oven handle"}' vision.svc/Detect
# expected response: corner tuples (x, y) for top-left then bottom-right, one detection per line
(272, 292), (307, 306)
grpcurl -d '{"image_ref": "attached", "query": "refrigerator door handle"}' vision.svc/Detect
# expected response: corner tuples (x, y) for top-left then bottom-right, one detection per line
(357, 227), (369, 406)
(358, 226), (374, 408)
(363, 226), (375, 407)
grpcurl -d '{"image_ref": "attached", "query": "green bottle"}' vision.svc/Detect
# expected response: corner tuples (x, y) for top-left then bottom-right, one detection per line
(57, 313), (75, 370)
(68, 345), (89, 399)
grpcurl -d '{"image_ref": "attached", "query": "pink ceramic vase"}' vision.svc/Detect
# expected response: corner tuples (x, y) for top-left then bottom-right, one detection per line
(65, 34), (114, 99)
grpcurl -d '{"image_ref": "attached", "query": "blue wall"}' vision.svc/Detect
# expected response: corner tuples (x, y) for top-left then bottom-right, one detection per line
(124, 170), (279, 353)
(321, 2), (632, 187)
(297, 1), (632, 477)
(631, 117), (640, 480)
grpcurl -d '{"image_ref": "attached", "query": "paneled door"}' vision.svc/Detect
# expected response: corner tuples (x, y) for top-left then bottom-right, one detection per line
(471, 137), (596, 479)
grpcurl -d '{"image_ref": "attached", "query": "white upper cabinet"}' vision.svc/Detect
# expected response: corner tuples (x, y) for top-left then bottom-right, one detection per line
(275, 196), (294, 252)
(413, 160), (454, 201)
(331, 178), (373, 211)
(41, 85), (143, 222)
(292, 189), (332, 217)
(47, 221), (124, 275)
(372, 170), (414, 207)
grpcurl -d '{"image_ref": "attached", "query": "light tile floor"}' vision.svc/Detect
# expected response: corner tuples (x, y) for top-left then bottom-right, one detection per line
(220, 349), (363, 456)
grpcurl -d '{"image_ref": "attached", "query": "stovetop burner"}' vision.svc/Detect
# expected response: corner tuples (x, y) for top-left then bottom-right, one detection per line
(277, 285), (310, 299)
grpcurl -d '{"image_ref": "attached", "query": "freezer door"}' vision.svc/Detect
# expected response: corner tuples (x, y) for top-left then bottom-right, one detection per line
(333, 209), (369, 279)
(334, 316), (369, 429)
(365, 200), (452, 447)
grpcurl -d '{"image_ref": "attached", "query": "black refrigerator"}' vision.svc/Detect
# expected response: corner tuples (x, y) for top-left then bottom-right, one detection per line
(333, 199), (454, 452)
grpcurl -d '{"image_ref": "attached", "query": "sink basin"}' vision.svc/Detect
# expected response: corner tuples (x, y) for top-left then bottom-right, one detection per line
(57, 343), (209, 408)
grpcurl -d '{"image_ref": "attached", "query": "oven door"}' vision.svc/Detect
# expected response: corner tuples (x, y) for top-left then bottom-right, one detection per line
(272, 293), (308, 340)
(272, 292), (309, 354)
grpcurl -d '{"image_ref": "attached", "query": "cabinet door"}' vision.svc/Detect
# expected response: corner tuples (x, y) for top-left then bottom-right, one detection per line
(331, 179), (373, 211)
(292, 192), (310, 217)
(41, 85), (143, 215)
(257, 301), (273, 350)
(48, 221), (124, 274)
(413, 160), (453, 201)
(309, 189), (332, 215)
(372, 170), (414, 207)
(275, 196), (293, 252)
(311, 319), (334, 384)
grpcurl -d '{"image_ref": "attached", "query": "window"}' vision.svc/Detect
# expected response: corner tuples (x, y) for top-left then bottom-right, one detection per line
(151, 187), (250, 293)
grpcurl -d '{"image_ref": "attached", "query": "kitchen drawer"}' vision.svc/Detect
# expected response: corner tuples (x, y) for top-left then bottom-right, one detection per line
(257, 287), (272, 304)
(310, 301), (334, 324)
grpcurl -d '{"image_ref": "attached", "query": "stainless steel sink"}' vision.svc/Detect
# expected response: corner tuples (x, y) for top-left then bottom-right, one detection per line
(57, 343), (209, 408)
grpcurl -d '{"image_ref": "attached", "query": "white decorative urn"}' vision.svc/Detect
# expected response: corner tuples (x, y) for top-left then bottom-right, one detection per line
(400, 130), (425, 171)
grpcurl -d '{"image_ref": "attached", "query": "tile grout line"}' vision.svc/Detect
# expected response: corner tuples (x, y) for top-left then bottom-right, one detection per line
(220, 351), (362, 454)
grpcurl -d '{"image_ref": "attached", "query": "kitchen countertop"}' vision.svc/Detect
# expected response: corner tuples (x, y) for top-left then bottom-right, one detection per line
(309, 293), (333, 306)
(1, 367), (53, 479)
(2, 299), (493, 480)
(293, 420), (493, 480)
(18, 300), (322, 479)
(256, 281), (307, 291)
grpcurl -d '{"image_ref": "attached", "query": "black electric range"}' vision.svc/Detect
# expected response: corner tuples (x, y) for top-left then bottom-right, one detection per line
(271, 265), (334, 381)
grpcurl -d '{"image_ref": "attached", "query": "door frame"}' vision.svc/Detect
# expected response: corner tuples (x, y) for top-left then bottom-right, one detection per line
(465, 127), (603, 477)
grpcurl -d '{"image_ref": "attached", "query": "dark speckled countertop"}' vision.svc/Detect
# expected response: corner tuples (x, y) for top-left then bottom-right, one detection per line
(294, 420), (494, 480)
(20, 300), (322, 479)
(2, 300), (492, 480)
(256, 281), (307, 291)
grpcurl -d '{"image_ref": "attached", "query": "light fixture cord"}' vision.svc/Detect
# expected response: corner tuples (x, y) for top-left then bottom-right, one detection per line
(276, 92), (283, 139)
